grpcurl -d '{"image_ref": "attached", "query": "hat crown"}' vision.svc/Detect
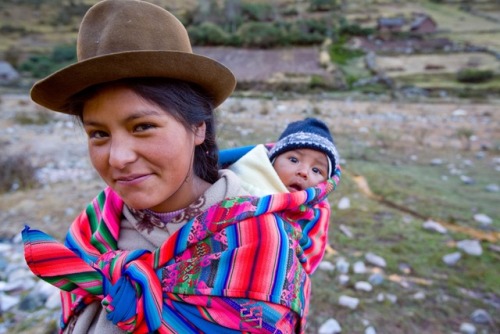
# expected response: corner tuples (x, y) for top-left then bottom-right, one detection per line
(78, 0), (192, 61)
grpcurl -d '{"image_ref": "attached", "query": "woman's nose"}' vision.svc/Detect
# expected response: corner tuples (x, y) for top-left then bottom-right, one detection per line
(108, 138), (136, 169)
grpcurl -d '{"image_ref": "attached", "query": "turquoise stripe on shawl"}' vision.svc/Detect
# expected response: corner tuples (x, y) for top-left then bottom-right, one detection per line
(299, 210), (320, 251)
(254, 194), (272, 216)
(212, 224), (238, 294)
(173, 219), (195, 259)
(269, 217), (289, 302)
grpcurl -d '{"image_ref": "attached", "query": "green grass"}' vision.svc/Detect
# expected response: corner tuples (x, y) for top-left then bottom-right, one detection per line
(308, 143), (500, 333)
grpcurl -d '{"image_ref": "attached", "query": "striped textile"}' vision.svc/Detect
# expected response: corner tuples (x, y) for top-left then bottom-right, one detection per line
(23, 177), (338, 334)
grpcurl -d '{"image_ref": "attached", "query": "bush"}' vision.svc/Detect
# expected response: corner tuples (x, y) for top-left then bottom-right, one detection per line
(456, 69), (494, 84)
(309, 0), (337, 12)
(241, 3), (274, 22)
(0, 153), (38, 192)
(329, 41), (364, 65)
(188, 22), (229, 46)
(287, 19), (329, 45)
(52, 44), (77, 63)
(236, 22), (285, 48)
(19, 55), (54, 78)
(19, 43), (76, 78)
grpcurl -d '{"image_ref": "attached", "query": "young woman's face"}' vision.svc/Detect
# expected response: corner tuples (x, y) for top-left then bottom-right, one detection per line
(82, 85), (208, 212)
(273, 148), (328, 192)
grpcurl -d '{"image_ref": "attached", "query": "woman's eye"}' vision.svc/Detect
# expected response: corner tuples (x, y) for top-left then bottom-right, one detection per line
(134, 123), (155, 132)
(87, 130), (108, 139)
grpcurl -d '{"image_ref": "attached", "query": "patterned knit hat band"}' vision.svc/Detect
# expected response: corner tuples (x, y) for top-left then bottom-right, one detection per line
(269, 131), (339, 177)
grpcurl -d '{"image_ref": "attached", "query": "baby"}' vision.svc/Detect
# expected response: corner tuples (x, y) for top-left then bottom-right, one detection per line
(221, 117), (340, 196)
(219, 117), (340, 274)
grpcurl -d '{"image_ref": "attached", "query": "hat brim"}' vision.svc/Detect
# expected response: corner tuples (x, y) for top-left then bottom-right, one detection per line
(30, 51), (236, 113)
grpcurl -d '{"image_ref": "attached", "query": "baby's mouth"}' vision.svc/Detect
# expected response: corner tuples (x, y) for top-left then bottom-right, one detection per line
(288, 183), (303, 192)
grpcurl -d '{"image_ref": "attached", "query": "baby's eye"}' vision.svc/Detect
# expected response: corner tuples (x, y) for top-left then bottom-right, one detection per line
(134, 123), (155, 132)
(288, 156), (298, 163)
(312, 167), (324, 175)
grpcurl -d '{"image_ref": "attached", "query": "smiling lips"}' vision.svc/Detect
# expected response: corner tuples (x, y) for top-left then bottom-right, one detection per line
(115, 173), (151, 184)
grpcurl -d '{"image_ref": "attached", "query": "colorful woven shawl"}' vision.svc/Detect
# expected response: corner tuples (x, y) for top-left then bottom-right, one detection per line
(23, 176), (339, 334)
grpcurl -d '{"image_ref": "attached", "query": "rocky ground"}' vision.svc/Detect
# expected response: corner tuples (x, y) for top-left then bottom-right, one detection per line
(0, 92), (499, 333)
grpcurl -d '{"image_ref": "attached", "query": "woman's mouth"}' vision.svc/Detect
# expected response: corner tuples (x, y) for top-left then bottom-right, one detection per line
(115, 174), (151, 185)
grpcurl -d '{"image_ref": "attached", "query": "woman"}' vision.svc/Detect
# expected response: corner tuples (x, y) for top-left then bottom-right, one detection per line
(22, 1), (338, 333)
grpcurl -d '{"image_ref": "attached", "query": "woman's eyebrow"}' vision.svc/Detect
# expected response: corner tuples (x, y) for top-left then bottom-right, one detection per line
(124, 109), (163, 121)
(83, 109), (163, 126)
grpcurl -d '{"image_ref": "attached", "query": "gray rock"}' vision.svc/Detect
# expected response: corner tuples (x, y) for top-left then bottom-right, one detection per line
(336, 258), (350, 274)
(442, 252), (462, 266)
(0, 243), (12, 252)
(485, 184), (499, 192)
(365, 326), (377, 334)
(353, 261), (367, 274)
(459, 322), (476, 334)
(318, 261), (336, 272)
(355, 281), (373, 292)
(456, 240), (483, 256)
(412, 291), (425, 300)
(386, 294), (398, 304)
(430, 158), (444, 166)
(470, 309), (492, 325)
(337, 197), (351, 210)
(338, 295), (359, 309)
(339, 224), (354, 238)
(19, 292), (45, 311)
(460, 175), (475, 185)
(318, 318), (342, 334)
(489, 244), (500, 253)
(423, 220), (448, 234)
(473, 213), (492, 226)
(452, 109), (467, 116)
(45, 291), (61, 309)
(338, 274), (350, 285)
(0, 292), (20, 312)
(0, 61), (20, 84)
(365, 252), (387, 268)
(368, 273), (385, 285)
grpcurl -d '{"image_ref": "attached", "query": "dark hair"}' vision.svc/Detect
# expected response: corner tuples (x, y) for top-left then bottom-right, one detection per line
(67, 78), (219, 183)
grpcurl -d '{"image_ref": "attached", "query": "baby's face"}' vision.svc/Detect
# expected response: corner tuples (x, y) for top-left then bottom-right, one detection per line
(273, 148), (328, 192)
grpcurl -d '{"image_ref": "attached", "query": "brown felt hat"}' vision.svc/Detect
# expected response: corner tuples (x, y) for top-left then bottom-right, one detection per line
(30, 0), (236, 114)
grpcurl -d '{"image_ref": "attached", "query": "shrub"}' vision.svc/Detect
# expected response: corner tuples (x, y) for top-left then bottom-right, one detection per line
(309, 75), (329, 89)
(52, 44), (77, 63)
(188, 22), (229, 46)
(309, 0), (337, 12)
(0, 152), (38, 192)
(329, 41), (364, 65)
(19, 55), (54, 78)
(241, 2), (274, 22)
(0, 24), (27, 34)
(456, 69), (494, 84)
(288, 19), (329, 45)
(19, 43), (76, 78)
(13, 108), (54, 125)
(236, 22), (285, 48)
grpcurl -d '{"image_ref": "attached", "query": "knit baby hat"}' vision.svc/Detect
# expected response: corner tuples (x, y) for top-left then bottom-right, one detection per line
(269, 117), (339, 177)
